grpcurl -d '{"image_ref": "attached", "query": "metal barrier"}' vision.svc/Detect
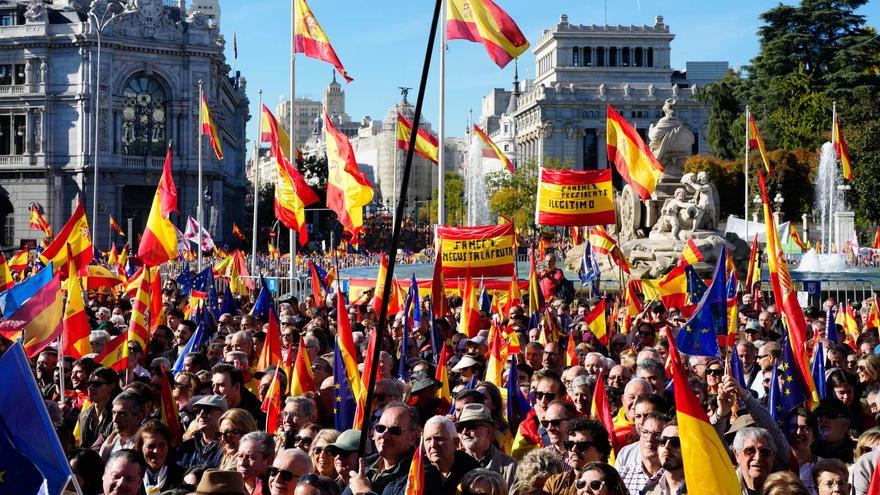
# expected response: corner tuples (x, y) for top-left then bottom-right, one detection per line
(159, 261), (311, 302)
(758, 279), (876, 308)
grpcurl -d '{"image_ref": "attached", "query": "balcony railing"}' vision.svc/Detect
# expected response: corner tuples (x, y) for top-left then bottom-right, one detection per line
(0, 85), (25, 95)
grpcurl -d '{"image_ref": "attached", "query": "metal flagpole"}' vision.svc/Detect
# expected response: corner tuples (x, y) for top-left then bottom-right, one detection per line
(830, 102), (836, 252)
(744, 106), (749, 241)
(437, 0), (447, 225)
(197, 80), (204, 272)
(251, 90), (263, 273)
(289, 0), (297, 289)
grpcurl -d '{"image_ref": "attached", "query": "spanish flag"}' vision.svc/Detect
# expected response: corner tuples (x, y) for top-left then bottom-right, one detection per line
(789, 225), (806, 252)
(261, 364), (284, 434)
(584, 298), (607, 345)
(396, 113), (439, 164)
(0, 264), (63, 358)
(745, 234), (759, 291)
(459, 267), (481, 337)
(832, 115), (853, 181)
(294, 0), (352, 82)
(325, 110), (374, 240)
(232, 223), (246, 241)
(336, 290), (365, 424)
(62, 246), (91, 358)
(606, 105), (664, 202)
(446, 0), (529, 68)
(29, 206), (52, 237)
(431, 244), (447, 318)
(668, 335), (742, 495)
(589, 226), (631, 274)
(565, 328), (577, 366)
(268, 241), (279, 260)
(403, 440), (425, 495)
(94, 331), (128, 372)
(157, 366), (183, 447)
(873, 227), (880, 250)
(590, 370), (617, 458)
(0, 254), (12, 292)
(868, 299), (880, 330)
(200, 93), (223, 160)
(290, 334), (317, 396)
(473, 124), (514, 173)
(39, 199), (94, 274)
(127, 267), (152, 359)
(435, 343), (452, 402)
(8, 248), (28, 272)
(679, 239), (704, 266)
(256, 308), (282, 372)
(748, 113), (772, 175)
(484, 320), (504, 386)
(109, 215), (125, 237)
(85, 265), (124, 291)
(138, 145), (179, 267)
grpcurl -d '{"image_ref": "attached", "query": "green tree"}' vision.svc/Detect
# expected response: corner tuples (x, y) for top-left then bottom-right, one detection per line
(684, 155), (745, 217)
(698, 70), (745, 160)
(485, 160), (541, 232)
(841, 86), (880, 225)
(430, 171), (466, 226)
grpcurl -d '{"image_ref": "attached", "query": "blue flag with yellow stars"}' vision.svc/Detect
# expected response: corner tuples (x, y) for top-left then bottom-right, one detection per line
(812, 343), (827, 400)
(333, 343), (357, 431)
(685, 265), (708, 304)
(675, 246), (727, 358)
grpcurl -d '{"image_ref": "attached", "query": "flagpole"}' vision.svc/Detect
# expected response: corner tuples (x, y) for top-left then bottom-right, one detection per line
(437, 0), (447, 226)
(289, 0), (297, 288)
(197, 80), (204, 272)
(830, 101), (836, 252)
(251, 90), (263, 273)
(744, 106), (749, 242)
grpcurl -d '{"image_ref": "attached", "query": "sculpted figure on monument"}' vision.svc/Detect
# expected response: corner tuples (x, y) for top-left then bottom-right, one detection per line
(682, 171), (719, 232)
(653, 188), (695, 239)
(648, 98), (694, 180)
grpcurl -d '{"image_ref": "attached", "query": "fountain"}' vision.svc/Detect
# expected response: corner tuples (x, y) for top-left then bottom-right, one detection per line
(796, 248), (848, 273)
(465, 137), (491, 226)
(815, 142), (845, 249)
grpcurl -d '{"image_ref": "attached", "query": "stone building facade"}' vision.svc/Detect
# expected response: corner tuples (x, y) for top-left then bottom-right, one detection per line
(0, 0), (249, 249)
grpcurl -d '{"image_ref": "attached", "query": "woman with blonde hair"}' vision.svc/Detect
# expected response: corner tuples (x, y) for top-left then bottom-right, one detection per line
(762, 471), (809, 495)
(216, 408), (258, 470)
(310, 428), (340, 477)
(511, 448), (565, 495)
(856, 354), (880, 385)
(855, 426), (880, 460)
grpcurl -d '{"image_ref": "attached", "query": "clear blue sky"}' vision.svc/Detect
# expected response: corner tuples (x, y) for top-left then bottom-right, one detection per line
(220, 0), (879, 158)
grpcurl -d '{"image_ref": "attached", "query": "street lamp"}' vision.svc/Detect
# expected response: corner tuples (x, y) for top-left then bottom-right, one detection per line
(89, 0), (137, 238)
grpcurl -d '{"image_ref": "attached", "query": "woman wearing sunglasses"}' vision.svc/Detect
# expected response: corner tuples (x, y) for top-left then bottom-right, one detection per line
(574, 463), (628, 495)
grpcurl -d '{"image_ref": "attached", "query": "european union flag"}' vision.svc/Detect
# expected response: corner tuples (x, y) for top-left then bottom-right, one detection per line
(768, 361), (785, 423)
(578, 241), (600, 295)
(811, 343), (827, 400)
(685, 265), (708, 304)
(0, 342), (74, 495)
(176, 262), (193, 295)
(478, 286), (492, 315)
(770, 337), (807, 422)
(192, 266), (214, 293)
(333, 344), (357, 431)
(506, 355), (531, 434)
(173, 315), (205, 374)
(676, 246), (727, 358)
(220, 283), (237, 316)
(825, 308), (839, 345)
(251, 277), (275, 321)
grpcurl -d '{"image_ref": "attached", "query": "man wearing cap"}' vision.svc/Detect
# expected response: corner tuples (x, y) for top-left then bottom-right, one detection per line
(456, 403), (517, 489)
(325, 429), (361, 487)
(407, 370), (449, 427)
(178, 394), (227, 469)
(463, 337), (488, 359)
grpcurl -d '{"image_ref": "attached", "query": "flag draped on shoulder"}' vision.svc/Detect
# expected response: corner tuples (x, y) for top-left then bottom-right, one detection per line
(39, 199), (93, 272)
(325, 110), (374, 240)
(200, 93), (223, 160)
(138, 145), (179, 267)
(294, 0), (353, 82)
(606, 105), (664, 201)
(397, 113), (439, 164)
(473, 124), (514, 173)
(446, 0), (529, 68)
(747, 113), (772, 175)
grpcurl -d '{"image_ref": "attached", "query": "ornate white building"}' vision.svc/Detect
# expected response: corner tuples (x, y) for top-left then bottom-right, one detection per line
(0, 0), (250, 249)
(482, 15), (728, 171)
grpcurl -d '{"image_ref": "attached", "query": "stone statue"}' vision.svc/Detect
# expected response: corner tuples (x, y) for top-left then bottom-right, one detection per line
(648, 98), (694, 181)
(25, 0), (47, 24)
(653, 187), (695, 239)
(682, 171), (720, 232)
(598, 83), (605, 98)
(623, 83), (630, 98)
(647, 83), (655, 98)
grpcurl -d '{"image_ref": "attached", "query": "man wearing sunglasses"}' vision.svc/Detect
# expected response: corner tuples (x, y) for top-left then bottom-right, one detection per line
(511, 374), (564, 459)
(643, 423), (684, 495)
(269, 448), (313, 495)
(618, 412), (667, 495)
(544, 417), (612, 495)
(345, 403), (419, 495)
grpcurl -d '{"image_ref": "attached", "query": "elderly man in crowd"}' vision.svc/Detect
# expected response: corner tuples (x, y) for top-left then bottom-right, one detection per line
(238, 431), (276, 495)
(456, 403), (518, 489)
(344, 403), (419, 495)
(269, 448), (313, 495)
(178, 395), (227, 469)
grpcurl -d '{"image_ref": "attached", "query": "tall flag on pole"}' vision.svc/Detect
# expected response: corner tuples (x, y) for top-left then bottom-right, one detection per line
(293, 0), (353, 82)
(832, 115), (853, 181)
(39, 199), (94, 273)
(29, 205), (52, 237)
(747, 113), (772, 174)
(157, 367), (183, 446)
(138, 145), (179, 267)
(745, 234), (760, 291)
(606, 105), (664, 201)
(289, 335), (317, 396)
(8, 248), (29, 272)
(584, 298), (607, 345)
(473, 124), (515, 173)
(372, 253), (390, 315)
(325, 110), (374, 241)
(200, 93), (224, 160)
(505, 355), (531, 435)
(789, 225), (807, 252)
(675, 246), (727, 358)
(261, 364), (284, 434)
(256, 308), (283, 372)
(335, 291), (365, 429)
(397, 113), (439, 164)
(232, 223), (246, 241)
(484, 320), (504, 386)
(526, 247), (545, 330)
(811, 342), (827, 400)
(126, 267), (152, 366)
(62, 246), (91, 358)
(589, 226), (632, 274)
(233, 32), (238, 60)
(446, 0), (529, 68)
(590, 370), (617, 457)
(109, 215), (125, 237)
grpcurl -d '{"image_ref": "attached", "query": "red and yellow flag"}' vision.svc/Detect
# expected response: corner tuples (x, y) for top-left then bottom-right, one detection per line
(290, 335), (317, 396)
(39, 199), (93, 274)
(149, 269), (164, 334)
(85, 265), (124, 291)
(437, 223), (516, 278)
(232, 223), (246, 241)
(748, 113), (772, 175)
(536, 168), (615, 226)
(294, 0), (352, 82)
(326, 110), (374, 240)
(0, 254), (12, 292)
(109, 215), (125, 237)
(745, 234), (759, 291)
(565, 330), (578, 366)
(435, 344), (452, 403)
(584, 298), (607, 345)
(446, 0), (529, 68)
(589, 226), (631, 274)
(29, 205), (52, 238)
(431, 244), (447, 318)
(157, 366), (183, 446)
(873, 228), (880, 250)
(679, 239), (704, 266)
(459, 267), (481, 337)
(62, 246), (91, 358)
(261, 363), (284, 434)
(832, 115), (853, 181)
(867, 300), (880, 330)
(403, 440), (425, 495)
(789, 225), (806, 252)
(8, 248), (28, 272)
(95, 331), (128, 371)
(606, 105), (664, 202)
(372, 253), (389, 315)
(397, 113), (439, 164)
(200, 93), (224, 160)
(127, 267), (152, 359)
(484, 320), (504, 386)
(137, 146), (179, 267)
(336, 290), (365, 422)
(590, 370), (617, 459)
(473, 124), (514, 173)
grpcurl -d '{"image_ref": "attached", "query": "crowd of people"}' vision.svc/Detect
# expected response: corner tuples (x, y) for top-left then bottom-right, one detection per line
(5, 249), (880, 495)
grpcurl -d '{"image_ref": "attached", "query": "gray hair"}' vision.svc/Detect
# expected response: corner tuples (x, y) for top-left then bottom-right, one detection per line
(240, 431), (276, 458)
(90, 330), (111, 345)
(637, 358), (665, 376)
(623, 377), (654, 395)
(225, 350), (249, 365)
(284, 396), (314, 416)
(571, 375), (591, 390)
(461, 469), (507, 495)
(303, 335), (320, 349)
(376, 378), (405, 397)
(278, 447), (313, 473)
(150, 357), (172, 371)
(732, 427), (774, 454)
(231, 330), (253, 347)
(110, 315), (126, 326)
(514, 448), (565, 489)
(637, 348), (661, 364)
(424, 415), (457, 440)
(97, 307), (111, 317)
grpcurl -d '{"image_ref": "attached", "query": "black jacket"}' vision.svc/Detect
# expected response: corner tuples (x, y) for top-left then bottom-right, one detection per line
(423, 450), (482, 495)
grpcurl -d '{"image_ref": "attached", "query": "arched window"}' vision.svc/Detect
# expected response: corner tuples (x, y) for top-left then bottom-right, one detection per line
(121, 74), (167, 156)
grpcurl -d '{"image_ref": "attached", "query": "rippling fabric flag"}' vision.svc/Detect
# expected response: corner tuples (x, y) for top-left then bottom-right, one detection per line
(505, 355), (531, 434)
(747, 113), (772, 175)
(446, 0), (529, 68)
(403, 440), (425, 495)
(685, 265), (708, 305)
(675, 247), (727, 358)
(62, 249), (91, 359)
(590, 370), (617, 457)
(137, 146), (179, 267)
(536, 168), (616, 226)
(290, 335), (317, 396)
(8, 248), (28, 272)
(435, 343), (452, 403)
(39, 199), (93, 274)
(811, 342), (827, 400)
(606, 105), (664, 201)
(584, 298), (607, 345)
(437, 223), (516, 278)
(431, 245), (447, 318)
(679, 239), (704, 266)
(789, 225), (806, 252)
(326, 110), (374, 240)
(0, 254), (12, 293)
(29, 205), (52, 238)
(261, 364), (284, 434)
(157, 367), (182, 446)
(473, 124), (515, 173)
(526, 247), (544, 330)
(109, 215), (125, 237)
(126, 266), (152, 362)
(589, 226), (631, 274)
(200, 93), (224, 160)
(397, 112), (439, 164)
(745, 234), (760, 291)
(832, 115), (853, 181)
(459, 266), (481, 337)
(232, 223), (246, 241)
(485, 320), (504, 386)
(256, 308), (282, 372)
(294, 0), (353, 82)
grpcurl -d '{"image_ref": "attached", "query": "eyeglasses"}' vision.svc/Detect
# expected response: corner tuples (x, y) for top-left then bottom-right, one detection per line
(87, 380), (108, 388)
(741, 446), (773, 458)
(534, 392), (556, 401)
(563, 440), (596, 452)
(706, 369), (724, 377)
(540, 418), (567, 429)
(757, 354), (770, 359)
(294, 435), (314, 446)
(374, 424), (404, 436)
(267, 466), (295, 482)
(220, 430), (243, 439)
(575, 479), (605, 492)
(640, 431), (663, 443)
(659, 436), (681, 448)
(312, 446), (329, 455)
